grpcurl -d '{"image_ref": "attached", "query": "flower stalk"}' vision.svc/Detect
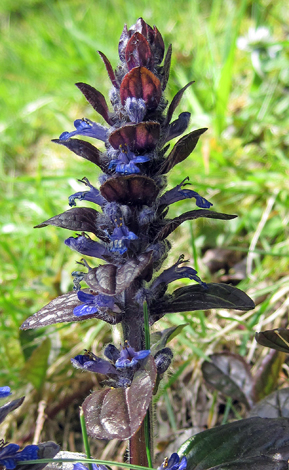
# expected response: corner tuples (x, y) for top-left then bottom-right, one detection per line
(21, 17), (255, 467)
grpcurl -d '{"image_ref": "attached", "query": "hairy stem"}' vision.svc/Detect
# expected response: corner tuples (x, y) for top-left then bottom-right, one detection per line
(129, 424), (149, 467)
(123, 283), (151, 466)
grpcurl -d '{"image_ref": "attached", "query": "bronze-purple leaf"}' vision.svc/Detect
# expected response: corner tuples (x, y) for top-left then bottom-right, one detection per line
(131, 17), (147, 36)
(52, 138), (108, 172)
(125, 32), (153, 70)
(151, 25), (164, 64)
(154, 210), (237, 242)
(82, 355), (156, 440)
(0, 396), (25, 425)
(20, 291), (122, 330)
(163, 81), (194, 126)
(85, 264), (116, 295)
(119, 23), (129, 61)
(108, 122), (160, 152)
(130, 18), (154, 46)
(150, 283), (255, 323)
(100, 175), (159, 205)
(158, 128), (208, 174)
(98, 51), (118, 88)
(85, 252), (153, 295)
(255, 328), (289, 353)
(248, 388), (289, 419)
(75, 83), (112, 125)
(161, 44), (172, 91)
(201, 352), (255, 408)
(34, 207), (105, 239)
(120, 66), (162, 110)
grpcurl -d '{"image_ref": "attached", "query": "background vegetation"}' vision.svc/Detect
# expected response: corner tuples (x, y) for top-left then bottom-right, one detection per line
(0, 0), (289, 461)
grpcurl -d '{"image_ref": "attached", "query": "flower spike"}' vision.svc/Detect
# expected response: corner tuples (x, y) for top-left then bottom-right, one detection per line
(23, 18), (255, 451)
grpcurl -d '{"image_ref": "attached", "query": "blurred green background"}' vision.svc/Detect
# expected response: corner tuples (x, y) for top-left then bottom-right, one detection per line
(0, 0), (289, 453)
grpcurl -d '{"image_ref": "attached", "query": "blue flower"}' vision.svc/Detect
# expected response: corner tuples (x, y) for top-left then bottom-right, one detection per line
(108, 143), (150, 175)
(59, 118), (108, 142)
(0, 387), (11, 399)
(73, 464), (108, 470)
(73, 291), (115, 317)
(69, 178), (106, 207)
(71, 343), (149, 387)
(65, 235), (109, 261)
(158, 453), (187, 470)
(72, 343), (150, 372)
(125, 97), (146, 123)
(108, 213), (138, 255)
(0, 441), (39, 470)
(71, 351), (117, 375)
(151, 254), (207, 291)
(115, 342), (150, 369)
(159, 177), (212, 209)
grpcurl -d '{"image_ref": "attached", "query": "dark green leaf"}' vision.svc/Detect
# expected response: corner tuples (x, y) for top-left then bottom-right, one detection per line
(20, 338), (51, 391)
(253, 350), (285, 401)
(255, 329), (289, 353)
(150, 324), (188, 354)
(201, 352), (254, 408)
(150, 283), (255, 322)
(179, 417), (289, 470)
(249, 388), (289, 419)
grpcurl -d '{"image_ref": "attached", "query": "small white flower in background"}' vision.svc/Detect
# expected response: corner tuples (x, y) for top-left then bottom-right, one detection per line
(237, 26), (282, 76)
